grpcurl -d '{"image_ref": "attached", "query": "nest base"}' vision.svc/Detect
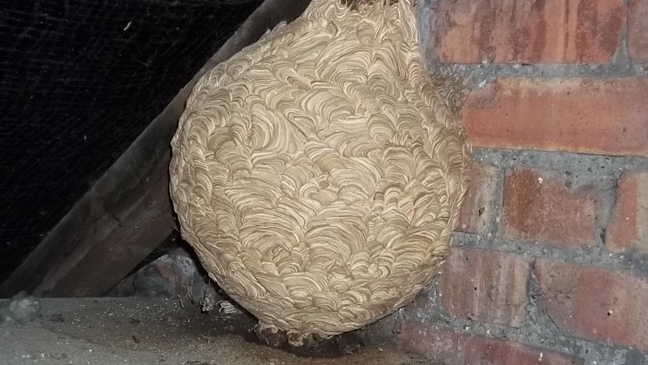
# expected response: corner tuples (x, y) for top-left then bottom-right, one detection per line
(250, 325), (364, 358)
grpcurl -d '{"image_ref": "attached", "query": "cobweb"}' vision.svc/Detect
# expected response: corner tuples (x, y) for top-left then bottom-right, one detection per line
(0, 0), (264, 284)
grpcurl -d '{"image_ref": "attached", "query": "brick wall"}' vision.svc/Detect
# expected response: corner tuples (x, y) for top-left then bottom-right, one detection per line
(395, 1), (648, 364)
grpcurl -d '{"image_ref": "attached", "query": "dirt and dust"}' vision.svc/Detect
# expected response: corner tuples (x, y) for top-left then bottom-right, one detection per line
(0, 297), (432, 365)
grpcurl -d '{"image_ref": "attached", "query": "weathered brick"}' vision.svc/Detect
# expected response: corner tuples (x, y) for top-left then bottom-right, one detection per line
(432, 0), (625, 64)
(502, 169), (600, 247)
(441, 248), (529, 327)
(458, 163), (499, 234)
(464, 78), (648, 156)
(397, 324), (583, 365)
(606, 172), (648, 253)
(535, 260), (648, 351)
(629, 0), (648, 62)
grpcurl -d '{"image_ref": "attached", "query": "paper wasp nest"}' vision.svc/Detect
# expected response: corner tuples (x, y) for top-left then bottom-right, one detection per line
(170, 0), (471, 345)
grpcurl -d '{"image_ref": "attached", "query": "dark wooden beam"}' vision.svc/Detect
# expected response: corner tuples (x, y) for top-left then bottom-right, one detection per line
(0, 0), (313, 298)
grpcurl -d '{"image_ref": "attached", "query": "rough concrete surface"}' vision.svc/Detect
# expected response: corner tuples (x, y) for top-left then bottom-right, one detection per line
(0, 297), (429, 365)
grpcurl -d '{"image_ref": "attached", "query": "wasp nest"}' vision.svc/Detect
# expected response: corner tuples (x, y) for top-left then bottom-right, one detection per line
(170, 0), (471, 346)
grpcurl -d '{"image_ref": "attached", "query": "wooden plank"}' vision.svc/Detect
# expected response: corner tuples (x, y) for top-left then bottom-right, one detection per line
(0, 0), (313, 298)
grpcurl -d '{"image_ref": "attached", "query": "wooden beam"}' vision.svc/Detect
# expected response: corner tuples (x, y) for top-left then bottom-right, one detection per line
(0, 0), (313, 298)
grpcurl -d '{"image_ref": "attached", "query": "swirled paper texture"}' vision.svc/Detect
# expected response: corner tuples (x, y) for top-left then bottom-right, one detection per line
(170, 0), (471, 345)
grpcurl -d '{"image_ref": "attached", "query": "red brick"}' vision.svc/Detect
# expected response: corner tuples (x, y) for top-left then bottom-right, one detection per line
(606, 172), (648, 253)
(441, 248), (529, 327)
(629, 0), (648, 62)
(458, 163), (499, 234)
(397, 324), (583, 365)
(432, 0), (625, 64)
(535, 260), (648, 351)
(502, 169), (600, 247)
(464, 78), (648, 156)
